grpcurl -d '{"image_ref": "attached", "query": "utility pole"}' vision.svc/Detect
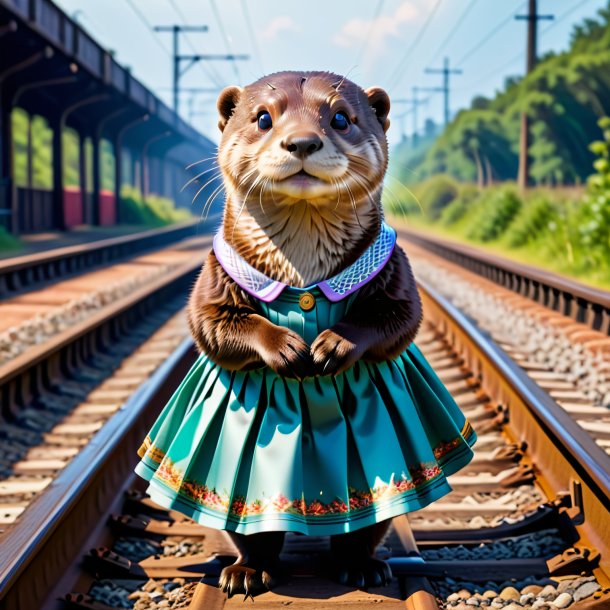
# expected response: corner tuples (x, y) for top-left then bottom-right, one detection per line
(425, 57), (462, 126)
(154, 25), (249, 114)
(515, 0), (553, 188)
(408, 87), (429, 147)
(394, 88), (429, 146)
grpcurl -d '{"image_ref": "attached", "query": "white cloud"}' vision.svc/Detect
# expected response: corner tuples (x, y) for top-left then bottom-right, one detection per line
(333, 2), (418, 61)
(260, 16), (300, 40)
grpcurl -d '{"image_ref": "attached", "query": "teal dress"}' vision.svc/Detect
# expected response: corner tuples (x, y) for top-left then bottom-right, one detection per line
(135, 226), (476, 536)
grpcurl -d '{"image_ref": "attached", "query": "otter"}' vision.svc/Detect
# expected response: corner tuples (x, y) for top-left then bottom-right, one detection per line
(187, 72), (423, 595)
(136, 69), (475, 609)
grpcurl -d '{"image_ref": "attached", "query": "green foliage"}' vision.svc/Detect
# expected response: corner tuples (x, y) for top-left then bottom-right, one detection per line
(388, 115), (610, 286)
(382, 177), (423, 216)
(439, 184), (480, 226)
(120, 185), (192, 226)
(62, 127), (79, 187)
(572, 116), (610, 268)
(466, 188), (522, 242)
(11, 110), (114, 196)
(100, 139), (115, 192)
(31, 116), (52, 189)
(11, 109), (28, 187)
(390, 2), (610, 187)
(413, 174), (459, 219)
(504, 195), (556, 247)
(0, 226), (21, 251)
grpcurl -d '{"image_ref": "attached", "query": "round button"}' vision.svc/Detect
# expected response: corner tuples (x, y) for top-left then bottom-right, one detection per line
(299, 292), (316, 311)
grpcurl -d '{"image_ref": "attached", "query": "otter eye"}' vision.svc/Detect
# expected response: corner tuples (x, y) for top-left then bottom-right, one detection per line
(331, 111), (350, 131)
(257, 111), (272, 131)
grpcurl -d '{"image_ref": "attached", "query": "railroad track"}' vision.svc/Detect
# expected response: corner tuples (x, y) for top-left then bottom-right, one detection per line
(395, 228), (610, 460)
(0, 220), (203, 300)
(0, 227), (213, 529)
(396, 226), (610, 337)
(0, 232), (607, 610)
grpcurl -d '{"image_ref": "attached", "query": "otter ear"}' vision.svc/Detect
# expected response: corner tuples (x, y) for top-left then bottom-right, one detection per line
(217, 86), (243, 132)
(365, 87), (391, 133)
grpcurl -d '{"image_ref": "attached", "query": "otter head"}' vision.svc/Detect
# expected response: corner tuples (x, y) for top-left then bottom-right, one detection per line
(215, 71), (391, 285)
(217, 71), (389, 207)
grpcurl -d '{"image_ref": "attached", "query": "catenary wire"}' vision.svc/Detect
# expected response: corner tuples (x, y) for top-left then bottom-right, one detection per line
(209, 0), (241, 85)
(427, 0), (480, 67)
(240, 0), (265, 75)
(387, 0), (444, 92)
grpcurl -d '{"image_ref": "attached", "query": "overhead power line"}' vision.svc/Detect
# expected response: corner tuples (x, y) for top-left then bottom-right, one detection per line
(387, 0), (444, 91)
(425, 57), (462, 126)
(354, 0), (386, 69)
(240, 0), (265, 75)
(515, 0), (554, 189)
(125, 0), (172, 57)
(154, 25), (248, 114)
(394, 87), (430, 145)
(166, 0), (225, 88)
(209, 0), (241, 84)
(456, 0), (528, 68)
(540, 0), (593, 34)
(427, 0), (479, 67)
(456, 0), (594, 94)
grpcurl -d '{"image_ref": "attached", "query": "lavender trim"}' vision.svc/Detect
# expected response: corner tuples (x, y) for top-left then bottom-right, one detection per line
(213, 223), (396, 303)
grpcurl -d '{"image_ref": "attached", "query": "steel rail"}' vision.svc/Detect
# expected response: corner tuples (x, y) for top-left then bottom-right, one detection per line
(0, 244), (608, 607)
(0, 338), (197, 610)
(0, 235), (211, 416)
(398, 227), (610, 335)
(0, 219), (204, 298)
(417, 276), (610, 572)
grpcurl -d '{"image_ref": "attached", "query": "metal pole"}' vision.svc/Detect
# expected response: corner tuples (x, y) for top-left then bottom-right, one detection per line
(142, 131), (172, 200)
(413, 87), (419, 145)
(94, 108), (130, 226)
(424, 57), (462, 127)
(114, 114), (150, 223)
(443, 57), (450, 127)
(516, 0), (553, 189)
(173, 25), (179, 114)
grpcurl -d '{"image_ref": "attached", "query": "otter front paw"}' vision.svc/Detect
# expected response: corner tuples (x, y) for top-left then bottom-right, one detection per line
(260, 328), (312, 379)
(311, 328), (365, 376)
(219, 564), (279, 599)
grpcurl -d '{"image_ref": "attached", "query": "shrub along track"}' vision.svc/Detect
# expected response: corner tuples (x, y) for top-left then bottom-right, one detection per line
(0, 240), (608, 610)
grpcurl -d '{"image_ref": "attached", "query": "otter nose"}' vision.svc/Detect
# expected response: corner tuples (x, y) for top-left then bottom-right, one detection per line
(282, 131), (323, 158)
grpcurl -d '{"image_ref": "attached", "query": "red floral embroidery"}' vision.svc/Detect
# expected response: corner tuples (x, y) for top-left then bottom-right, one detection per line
(141, 424), (471, 520)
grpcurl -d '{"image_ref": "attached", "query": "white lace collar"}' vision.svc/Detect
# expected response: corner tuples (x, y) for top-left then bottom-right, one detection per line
(213, 222), (396, 303)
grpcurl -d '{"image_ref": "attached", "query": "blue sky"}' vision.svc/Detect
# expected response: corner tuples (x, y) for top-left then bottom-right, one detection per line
(54, 0), (608, 145)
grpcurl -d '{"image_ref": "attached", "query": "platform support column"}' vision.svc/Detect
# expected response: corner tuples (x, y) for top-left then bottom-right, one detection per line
(49, 114), (66, 231)
(91, 134), (101, 225)
(0, 100), (14, 232)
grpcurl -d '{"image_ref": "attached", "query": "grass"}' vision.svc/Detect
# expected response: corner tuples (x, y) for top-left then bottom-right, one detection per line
(389, 212), (610, 292)
(0, 227), (22, 254)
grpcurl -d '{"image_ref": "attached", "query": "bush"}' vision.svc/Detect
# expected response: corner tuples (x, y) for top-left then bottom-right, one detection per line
(504, 195), (556, 247)
(466, 187), (522, 242)
(120, 186), (192, 226)
(414, 174), (459, 219)
(440, 184), (480, 226)
(0, 226), (21, 252)
(573, 117), (610, 269)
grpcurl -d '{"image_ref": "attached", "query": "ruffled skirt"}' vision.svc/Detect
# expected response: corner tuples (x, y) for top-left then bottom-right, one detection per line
(135, 343), (476, 536)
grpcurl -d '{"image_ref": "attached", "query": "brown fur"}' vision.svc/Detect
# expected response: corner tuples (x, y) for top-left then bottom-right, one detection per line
(187, 71), (422, 378)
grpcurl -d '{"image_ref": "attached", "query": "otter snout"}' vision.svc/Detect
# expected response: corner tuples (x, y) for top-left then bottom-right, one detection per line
(282, 131), (324, 158)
